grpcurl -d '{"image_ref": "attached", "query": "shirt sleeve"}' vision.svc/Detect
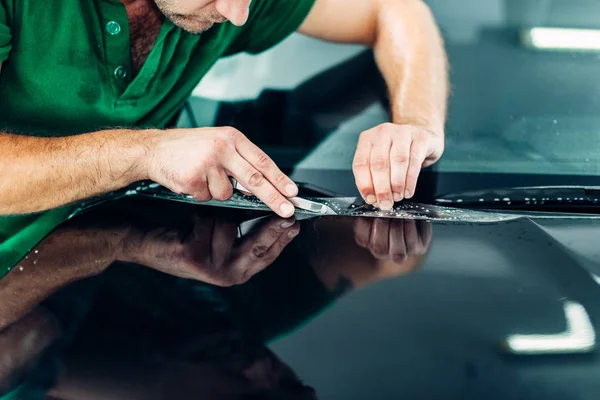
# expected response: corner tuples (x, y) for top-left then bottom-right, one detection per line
(0, 0), (12, 62)
(225, 0), (316, 56)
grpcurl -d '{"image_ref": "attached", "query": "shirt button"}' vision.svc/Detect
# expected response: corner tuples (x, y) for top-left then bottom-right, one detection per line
(114, 66), (127, 80)
(106, 21), (122, 35)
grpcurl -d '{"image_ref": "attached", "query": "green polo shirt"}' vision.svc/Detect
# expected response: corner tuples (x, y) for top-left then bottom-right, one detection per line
(0, 0), (316, 282)
(0, 0), (315, 137)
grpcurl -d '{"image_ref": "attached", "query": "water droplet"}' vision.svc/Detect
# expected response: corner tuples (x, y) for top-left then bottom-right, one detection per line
(34, 250), (39, 254)
(19, 266), (24, 271)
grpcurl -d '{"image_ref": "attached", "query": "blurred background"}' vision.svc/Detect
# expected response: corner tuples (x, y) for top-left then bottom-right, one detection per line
(186, 0), (600, 178)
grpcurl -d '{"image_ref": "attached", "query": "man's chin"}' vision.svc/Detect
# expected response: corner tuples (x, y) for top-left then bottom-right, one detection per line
(167, 15), (219, 34)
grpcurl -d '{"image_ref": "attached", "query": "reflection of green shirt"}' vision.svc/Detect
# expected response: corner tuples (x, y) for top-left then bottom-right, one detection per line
(0, 207), (74, 279)
(0, 0), (315, 136)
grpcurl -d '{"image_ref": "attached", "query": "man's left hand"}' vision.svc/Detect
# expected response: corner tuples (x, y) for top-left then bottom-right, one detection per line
(353, 123), (444, 209)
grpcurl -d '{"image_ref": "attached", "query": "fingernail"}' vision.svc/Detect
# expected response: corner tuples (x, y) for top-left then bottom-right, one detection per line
(366, 195), (376, 204)
(288, 229), (299, 238)
(285, 184), (298, 197)
(405, 190), (412, 199)
(393, 193), (403, 202)
(380, 200), (394, 210)
(280, 220), (295, 229)
(280, 203), (294, 216)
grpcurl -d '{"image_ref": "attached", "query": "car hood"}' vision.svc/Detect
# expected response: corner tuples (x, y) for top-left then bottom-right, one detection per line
(269, 215), (600, 399)
(2, 198), (600, 399)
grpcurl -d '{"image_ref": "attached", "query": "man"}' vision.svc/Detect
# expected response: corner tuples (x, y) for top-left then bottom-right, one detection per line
(0, 0), (448, 218)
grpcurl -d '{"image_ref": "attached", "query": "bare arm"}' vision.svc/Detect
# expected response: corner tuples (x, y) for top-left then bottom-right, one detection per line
(0, 129), (152, 214)
(300, 0), (448, 132)
(300, 0), (448, 206)
(0, 127), (299, 217)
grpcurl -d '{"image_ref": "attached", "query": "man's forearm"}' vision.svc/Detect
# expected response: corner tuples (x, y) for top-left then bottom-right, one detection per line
(373, 0), (448, 134)
(0, 130), (155, 215)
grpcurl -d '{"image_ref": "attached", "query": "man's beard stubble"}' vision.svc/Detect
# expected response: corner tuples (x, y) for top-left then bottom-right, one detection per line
(154, 0), (228, 34)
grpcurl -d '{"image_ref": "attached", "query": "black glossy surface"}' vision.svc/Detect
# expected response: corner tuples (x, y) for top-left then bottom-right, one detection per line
(2, 195), (600, 399)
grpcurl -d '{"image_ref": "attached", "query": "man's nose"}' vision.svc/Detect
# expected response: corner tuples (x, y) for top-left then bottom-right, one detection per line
(215, 0), (252, 26)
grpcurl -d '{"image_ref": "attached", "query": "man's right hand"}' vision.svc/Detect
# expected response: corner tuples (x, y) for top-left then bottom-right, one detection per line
(147, 127), (299, 218)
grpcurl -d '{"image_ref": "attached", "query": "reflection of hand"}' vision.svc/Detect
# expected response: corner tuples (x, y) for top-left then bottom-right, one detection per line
(353, 123), (444, 209)
(120, 215), (300, 286)
(353, 218), (432, 263)
(310, 217), (432, 292)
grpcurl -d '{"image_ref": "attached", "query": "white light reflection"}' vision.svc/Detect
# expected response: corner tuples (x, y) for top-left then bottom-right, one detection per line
(523, 27), (600, 51)
(505, 301), (596, 355)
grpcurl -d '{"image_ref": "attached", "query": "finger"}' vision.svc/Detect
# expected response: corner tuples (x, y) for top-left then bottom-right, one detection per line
(370, 135), (394, 210)
(234, 134), (298, 198)
(211, 220), (237, 267)
(232, 218), (294, 273)
(242, 218), (294, 261)
(402, 220), (420, 257)
(353, 218), (372, 248)
(369, 218), (391, 260)
(389, 220), (408, 263)
(404, 137), (428, 199)
(207, 167), (234, 201)
(225, 156), (295, 218)
(188, 174), (212, 202)
(390, 135), (412, 203)
(417, 220), (433, 251)
(353, 132), (375, 204)
(252, 221), (300, 274)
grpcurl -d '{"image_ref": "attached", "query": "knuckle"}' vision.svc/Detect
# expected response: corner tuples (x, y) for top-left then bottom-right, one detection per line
(371, 156), (389, 171)
(182, 175), (206, 191)
(267, 191), (280, 205)
(255, 151), (272, 169)
(212, 137), (232, 155)
(251, 244), (269, 260)
(274, 173), (287, 185)
(391, 152), (409, 164)
(192, 189), (212, 202)
(246, 171), (264, 188)
(353, 157), (370, 170)
(376, 123), (394, 135)
(221, 126), (242, 140)
(376, 191), (392, 200)
(197, 194), (212, 202)
(212, 187), (233, 201)
(267, 226), (282, 239)
(371, 245), (387, 256)
(359, 130), (372, 140)
(391, 182), (405, 192)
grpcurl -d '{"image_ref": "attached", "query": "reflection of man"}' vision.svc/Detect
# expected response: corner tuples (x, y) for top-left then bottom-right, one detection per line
(0, 200), (433, 398)
(0, 0), (448, 217)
